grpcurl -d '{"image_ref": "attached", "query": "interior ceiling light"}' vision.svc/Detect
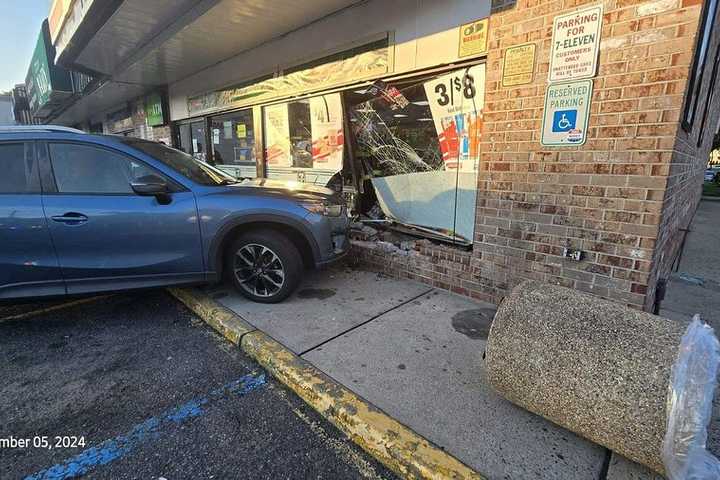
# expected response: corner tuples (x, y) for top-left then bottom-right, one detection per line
(393, 114), (408, 118)
(417, 118), (433, 121)
(412, 100), (429, 106)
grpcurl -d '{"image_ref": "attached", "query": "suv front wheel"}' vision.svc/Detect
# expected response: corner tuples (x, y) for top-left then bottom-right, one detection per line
(228, 230), (303, 303)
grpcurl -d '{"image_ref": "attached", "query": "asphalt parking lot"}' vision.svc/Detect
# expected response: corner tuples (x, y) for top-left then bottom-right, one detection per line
(0, 291), (396, 480)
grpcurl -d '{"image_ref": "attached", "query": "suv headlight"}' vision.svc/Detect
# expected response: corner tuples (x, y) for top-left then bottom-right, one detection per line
(300, 201), (344, 217)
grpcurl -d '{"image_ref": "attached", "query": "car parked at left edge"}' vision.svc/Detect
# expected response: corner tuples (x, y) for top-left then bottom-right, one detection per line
(0, 126), (349, 303)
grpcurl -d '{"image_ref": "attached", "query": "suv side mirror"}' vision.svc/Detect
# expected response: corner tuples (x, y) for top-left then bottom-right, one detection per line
(131, 175), (171, 203)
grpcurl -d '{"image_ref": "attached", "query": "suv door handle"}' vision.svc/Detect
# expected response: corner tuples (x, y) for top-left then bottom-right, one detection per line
(51, 212), (89, 225)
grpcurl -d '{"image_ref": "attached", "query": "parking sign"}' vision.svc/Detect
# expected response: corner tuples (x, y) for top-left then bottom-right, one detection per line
(541, 80), (593, 146)
(549, 5), (603, 82)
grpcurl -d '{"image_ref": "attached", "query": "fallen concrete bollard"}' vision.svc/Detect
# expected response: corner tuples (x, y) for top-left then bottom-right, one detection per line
(485, 281), (720, 478)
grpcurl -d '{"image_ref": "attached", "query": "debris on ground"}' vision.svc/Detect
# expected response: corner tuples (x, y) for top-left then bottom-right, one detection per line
(399, 240), (416, 251)
(366, 204), (385, 220)
(349, 222), (379, 242)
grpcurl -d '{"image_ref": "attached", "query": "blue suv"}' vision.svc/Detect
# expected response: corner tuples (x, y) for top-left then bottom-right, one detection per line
(0, 126), (349, 303)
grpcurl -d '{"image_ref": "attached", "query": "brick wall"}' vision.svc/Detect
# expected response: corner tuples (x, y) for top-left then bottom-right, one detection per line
(475, 0), (706, 309)
(353, 0), (713, 310)
(351, 240), (478, 295)
(649, 0), (720, 309)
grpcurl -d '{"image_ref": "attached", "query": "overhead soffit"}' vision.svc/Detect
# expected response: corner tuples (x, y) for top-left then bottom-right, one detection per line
(75, 0), (361, 86)
(53, 81), (149, 126)
(75, 0), (200, 76)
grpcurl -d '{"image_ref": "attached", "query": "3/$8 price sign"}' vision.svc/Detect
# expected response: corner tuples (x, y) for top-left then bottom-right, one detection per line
(423, 64), (486, 171)
(431, 73), (477, 108)
(425, 65), (484, 114)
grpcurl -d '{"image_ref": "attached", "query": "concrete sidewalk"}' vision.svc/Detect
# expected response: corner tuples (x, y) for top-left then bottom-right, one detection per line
(207, 265), (607, 479)
(606, 200), (720, 479)
(660, 200), (720, 330)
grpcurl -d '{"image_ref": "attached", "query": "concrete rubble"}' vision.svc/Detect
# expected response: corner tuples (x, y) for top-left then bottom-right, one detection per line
(349, 221), (419, 254)
(348, 222), (379, 242)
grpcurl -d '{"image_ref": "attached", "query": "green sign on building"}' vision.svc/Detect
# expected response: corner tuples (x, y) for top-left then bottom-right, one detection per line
(27, 29), (53, 113)
(145, 93), (164, 127)
(25, 20), (72, 117)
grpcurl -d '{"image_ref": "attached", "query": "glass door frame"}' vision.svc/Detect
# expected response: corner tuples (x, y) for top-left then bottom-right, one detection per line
(173, 117), (211, 163)
(199, 105), (265, 179)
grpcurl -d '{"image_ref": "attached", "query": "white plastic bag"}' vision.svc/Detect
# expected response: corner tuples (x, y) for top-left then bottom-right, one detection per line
(663, 315), (720, 479)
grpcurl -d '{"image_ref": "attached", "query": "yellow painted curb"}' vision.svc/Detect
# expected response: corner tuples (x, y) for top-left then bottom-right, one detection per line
(168, 287), (484, 480)
(168, 287), (255, 345)
(0, 295), (111, 324)
(243, 330), (484, 480)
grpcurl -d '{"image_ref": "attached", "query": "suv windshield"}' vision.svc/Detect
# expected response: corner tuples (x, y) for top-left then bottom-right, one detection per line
(123, 139), (237, 186)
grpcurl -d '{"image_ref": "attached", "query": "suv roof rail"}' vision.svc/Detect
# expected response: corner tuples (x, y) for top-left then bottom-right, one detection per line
(0, 125), (86, 134)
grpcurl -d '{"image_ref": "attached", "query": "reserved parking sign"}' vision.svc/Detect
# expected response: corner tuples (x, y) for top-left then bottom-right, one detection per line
(541, 79), (593, 146)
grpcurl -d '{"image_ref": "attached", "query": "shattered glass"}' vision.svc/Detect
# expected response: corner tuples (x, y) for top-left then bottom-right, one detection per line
(348, 65), (485, 244)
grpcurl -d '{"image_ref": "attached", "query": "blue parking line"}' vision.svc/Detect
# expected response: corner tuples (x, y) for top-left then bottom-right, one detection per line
(24, 373), (267, 480)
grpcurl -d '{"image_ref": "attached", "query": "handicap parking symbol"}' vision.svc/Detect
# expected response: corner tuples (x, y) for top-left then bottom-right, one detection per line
(552, 109), (577, 133)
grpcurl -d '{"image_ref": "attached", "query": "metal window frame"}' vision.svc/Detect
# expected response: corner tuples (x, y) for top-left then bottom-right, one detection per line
(698, 46), (720, 147)
(682, 0), (719, 132)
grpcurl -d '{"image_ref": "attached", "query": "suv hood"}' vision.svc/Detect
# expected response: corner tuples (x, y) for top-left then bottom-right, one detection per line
(230, 178), (341, 203)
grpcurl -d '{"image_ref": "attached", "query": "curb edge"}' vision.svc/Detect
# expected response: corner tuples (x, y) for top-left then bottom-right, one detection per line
(168, 287), (484, 480)
(168, 287), (255, 345)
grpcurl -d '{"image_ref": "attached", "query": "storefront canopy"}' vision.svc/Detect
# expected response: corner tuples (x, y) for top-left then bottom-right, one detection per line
(51, 81), (150, 126)
(63, 0), (363, 85)
(50, 0), (362, 124)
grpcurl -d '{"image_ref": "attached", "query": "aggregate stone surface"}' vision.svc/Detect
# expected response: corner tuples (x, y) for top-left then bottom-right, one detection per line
(486, 281), (687, 475)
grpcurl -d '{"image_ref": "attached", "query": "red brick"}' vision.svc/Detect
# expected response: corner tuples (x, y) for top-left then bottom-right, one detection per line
(350, 0), (707, 314)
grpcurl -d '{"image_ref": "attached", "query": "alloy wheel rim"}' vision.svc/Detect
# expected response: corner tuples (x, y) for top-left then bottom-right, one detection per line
(233, 243), (286, 297)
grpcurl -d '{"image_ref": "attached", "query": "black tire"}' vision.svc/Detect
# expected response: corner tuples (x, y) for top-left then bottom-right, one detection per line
(227, 230), (303, 303)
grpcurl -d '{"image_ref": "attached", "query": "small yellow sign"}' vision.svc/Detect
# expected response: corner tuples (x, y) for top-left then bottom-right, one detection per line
(502, 43), (536, 87)
(236, 124), (247, 138)
(458, 18), (489, 58)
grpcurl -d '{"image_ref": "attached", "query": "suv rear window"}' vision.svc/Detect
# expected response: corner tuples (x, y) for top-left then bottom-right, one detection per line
(0, 143), (39, 193)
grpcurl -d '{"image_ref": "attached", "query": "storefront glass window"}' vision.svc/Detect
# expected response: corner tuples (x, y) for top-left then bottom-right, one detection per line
(191, 121), (207, 163)
(262, 93), (344, 186)
(178, 121), (208, 163)
(178, 123), (191, 154)
(209, 109), (257, 178)
(346, 65), (485, 245)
